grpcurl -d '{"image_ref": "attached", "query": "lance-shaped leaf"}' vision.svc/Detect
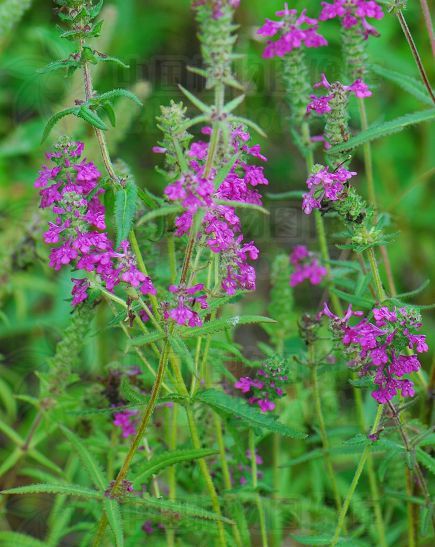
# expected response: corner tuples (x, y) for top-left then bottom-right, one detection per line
(133, 449), (219, 487)
(215, 199), (269, 215)
(90, 0), (105, 18)
(96, 88), (143, 107)
(41, 107), (79, 142)
(77, 106), (108, 131)
(1, 483), (102, 499)
(127, 495), (234, 524)
(178, 84), (211, 113)
(371, 65), (434, 107)
(97, 56), (130, 69)
(60, 426), (106, 490)
(195, 389), (306, 438)
(137, 204), (183, 227)
(223, 94), (245, 114)
(329, 108), (435, 153)
(114, 181), (138, 247)
(104, 499), (124, 547)
(0, 532), (46, 547)
(230, 115), (267, 137)
(416, 448), (435, 475)
(182, 315), (276, 339)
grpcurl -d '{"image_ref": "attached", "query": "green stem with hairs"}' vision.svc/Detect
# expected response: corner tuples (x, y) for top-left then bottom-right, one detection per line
(249, 430), (269, 547)
(309, 344), (343, 513)
(367, 247), (386, 302)
(331, 404), (384, 546)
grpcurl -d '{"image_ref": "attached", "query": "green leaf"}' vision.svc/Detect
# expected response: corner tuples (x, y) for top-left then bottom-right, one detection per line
(60, 427), (106, 490)
(114, 181), (138, 247)
(0, 449), (22, 478)
(96, 88), (143, 107)
(1, 483), (102, 499)
(214, 199), (269, 215)
(0, 532), (46, 547)
(196, 389), (306, 438)
(223, 94), (245, 114)
(128, 495), (234, 525)
(101, 102), (117, 127)
(0, 419), (23, 445)
(416, 448), (435, 475)
(290, 535), (331, 545)
(98, 56), (130, 69)
(41, 107), (79, 142)
(104, 499), (124, 547)
(328, 109), (435, 153)
(182, 315), (276, 339)
(133, 449), (219, 487)
(169, 336), (195, 371)
(371, 65), (434, 106)
(129, 331), (166, 347)
(230, 115), (267, 137)
(178, 85), (210, 113)
(77, 106), (108, 131)
(330, 288), (374, 309)
(90, 0), (105, 18)
(38, 59), (79, 74)
(137, 205), (182, 226)
(266, 190), (305, 200)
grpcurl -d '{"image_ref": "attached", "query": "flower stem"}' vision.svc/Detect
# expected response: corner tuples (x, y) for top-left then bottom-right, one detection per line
(249, 430), (269, 547)
(92, 339), (171, 546)
(419, 0), (435, 57)
(309, 344), (342, 513)
(367, 247), (386, 302)
(302, 121), (342, 315)
(331, 404), (384, 546)
(394, 8), (435, 104)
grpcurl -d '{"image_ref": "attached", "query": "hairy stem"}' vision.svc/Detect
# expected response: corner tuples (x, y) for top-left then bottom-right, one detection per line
(418, 0), (435, 57)
(394, 9), (435, 104)
(310, 344), (343, 513)
(249, 430), (269, 547)
(331, 404), (384, 546)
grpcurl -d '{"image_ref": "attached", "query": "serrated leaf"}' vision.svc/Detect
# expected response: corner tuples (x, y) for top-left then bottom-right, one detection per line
(127, 495), (234, 524)
(90, 0), (104, 18)
(133, 449), (219, 487)
(196, 389), (306, 438)
(329, 109), (435, 153)
(0, 532), (46, 547)
(178, 85), (210, 113)
(60, 427), (106, 490)
(182, 315), (276, 339)
(104, 499), (124, 547)
(371, 65), (434, 106)
(77, 106), (108, 131)
(114, 181), (138, 247)
(38, 59), (79, 75)
(98, 56), (130, 69)
(41, 107), (79, 142)
(1, 483), (102, 499)
(416, 448), (435, 475)
(129, 331), (166, 347)
(96, 88), (142, 107)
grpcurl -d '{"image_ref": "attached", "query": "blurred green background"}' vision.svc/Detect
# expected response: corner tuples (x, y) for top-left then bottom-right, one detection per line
(0, 0), (434, 414)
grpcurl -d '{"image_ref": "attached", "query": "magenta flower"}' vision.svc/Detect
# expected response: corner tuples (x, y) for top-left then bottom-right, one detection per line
(166, 284), (208, 327)
(302, 165), (357, 215)
(319, 0), (384, 38)
(257, 4), (327, 58)
(289, 245), (327, 287)
(113, 409), (138, 438)
(36, 142), (155, 305)
(321, 303), (427, 404)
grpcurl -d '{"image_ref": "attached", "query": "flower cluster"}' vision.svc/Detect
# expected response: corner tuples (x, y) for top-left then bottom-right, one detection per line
(322, 303), (428, 403)
(164, 283), (209, 327)
(257, 4), (328, 58)
(289, 245), (327, 287)
(302, 164), (357, 215)
(35, 141), (156, 306)
(113, 409), (138, 438)
(235, 358), (289, 413)
(319, 0), (384, 38)
(161, 126), (268, 296)
(307, 73), (371, 115)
